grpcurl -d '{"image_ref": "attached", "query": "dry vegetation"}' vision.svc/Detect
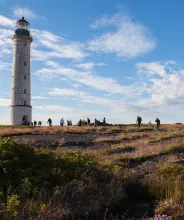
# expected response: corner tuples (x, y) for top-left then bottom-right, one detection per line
(0, 124), (184, 219)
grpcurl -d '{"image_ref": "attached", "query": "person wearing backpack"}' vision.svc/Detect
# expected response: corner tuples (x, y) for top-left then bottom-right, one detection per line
(137, 116), (142, 129)
(155, 118), (160, 130)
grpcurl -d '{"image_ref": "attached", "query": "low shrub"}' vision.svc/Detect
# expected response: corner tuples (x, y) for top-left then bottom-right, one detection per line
(0, 138), (126, 219)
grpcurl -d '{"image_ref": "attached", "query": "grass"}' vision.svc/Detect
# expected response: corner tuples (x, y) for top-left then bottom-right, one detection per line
(143, 163), (184, 218)
(149, 132), (184, 143)
(95, 132), (149, 144)
(0, 138), (125, 219)
(1, 124), (184, 219)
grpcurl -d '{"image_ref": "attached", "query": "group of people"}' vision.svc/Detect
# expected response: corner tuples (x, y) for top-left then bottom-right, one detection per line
(32, 121), (42, 126)
(59, 117), (106, 127)
(30, 118), (53, 126)
(94, 117), (106, 127)
(23, 120), (42, 126)
(24, 116), (161, 130)
(59, 118), (72, 127)
(32, 118), (53, 126)
(137, 116), (161, 130)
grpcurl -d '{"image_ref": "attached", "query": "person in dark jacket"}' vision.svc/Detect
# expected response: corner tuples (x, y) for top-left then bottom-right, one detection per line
(38, 121), (42, 126)
(78, 119), (82, 126)
(87, 118), (90, 126)
(103, 117), (106, 125)
(47, 118), (52, 126)
(137, 116), (142, 129)
(155, 118), (160, 130)
(94, 118), (98, 127)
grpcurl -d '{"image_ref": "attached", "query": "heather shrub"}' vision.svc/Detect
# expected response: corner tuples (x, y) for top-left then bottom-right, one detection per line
(0, 138), (126, 219)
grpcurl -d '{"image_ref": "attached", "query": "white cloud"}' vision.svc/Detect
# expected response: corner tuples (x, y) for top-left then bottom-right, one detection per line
(88, 12), (156, 58)
(97, 63), (106, 66)
(13, 7), (37, 20)
(48, 88), (144, 114)
(136, 61), (184, 107)
(0, 98), (10, 106)
(48, 88), (85, 97)
(0, 15), (88, 62)
(0, 62), (12, 71)
(0, 15), (15, 27)
(34, 105), (76, 113)
(33, 29), (61, 43)
(31, 29), (88, 61)
(74, 62), (106, 70)
(32, 96), (50, 100)
(35, 61), (145, 95)
(0, 28), (13, 64)
(136, 61), (176, 78)
(74, 62), (95, 70)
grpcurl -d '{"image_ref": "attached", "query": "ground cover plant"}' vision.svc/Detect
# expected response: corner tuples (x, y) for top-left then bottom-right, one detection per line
(0, 124), (184, 219)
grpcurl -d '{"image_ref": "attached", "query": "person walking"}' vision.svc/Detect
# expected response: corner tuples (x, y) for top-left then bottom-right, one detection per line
(103, 117), (106, 126)
(47, 118), (52, 126)
(38, 121), (42, 126)
(94, 118), (98, 127)
(137, 116), (142, 129)
(87, 118), (90, 126)
(155, 118), (160, 130)
(60, 118), (64, 127)
(78, 119), (82, 127)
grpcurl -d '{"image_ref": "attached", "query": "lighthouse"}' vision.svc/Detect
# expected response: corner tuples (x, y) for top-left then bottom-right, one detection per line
(10, 17), (33, 125)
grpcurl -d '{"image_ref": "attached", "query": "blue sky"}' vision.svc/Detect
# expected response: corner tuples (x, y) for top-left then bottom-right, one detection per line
(1, 0), (184, 125)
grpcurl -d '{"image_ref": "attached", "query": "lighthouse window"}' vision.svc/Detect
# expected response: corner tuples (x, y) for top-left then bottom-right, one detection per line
(24, 62), (26, 66)
(24, 89), (26, 94)
(24, 75), (26, 80)
(24, 43), (27, 46)
(24, 101), (26, 105)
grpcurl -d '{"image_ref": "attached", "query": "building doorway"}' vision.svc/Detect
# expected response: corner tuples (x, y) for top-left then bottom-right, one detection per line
(22, 115), (28, 125)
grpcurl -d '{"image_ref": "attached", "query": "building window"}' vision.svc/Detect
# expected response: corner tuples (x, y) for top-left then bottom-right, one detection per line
(24, 101), (26, 105)
(24, 62), (26, 66)
(24, 43), (27, 46)
(24, 89), (26, 94)
(24, 75), (26, 80)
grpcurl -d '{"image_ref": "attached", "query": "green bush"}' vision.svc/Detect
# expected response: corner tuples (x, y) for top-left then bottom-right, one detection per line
(81, 120), (87, 126)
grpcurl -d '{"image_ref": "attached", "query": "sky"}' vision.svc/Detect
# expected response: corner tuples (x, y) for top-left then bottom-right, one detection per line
(1, 0), (184, 125)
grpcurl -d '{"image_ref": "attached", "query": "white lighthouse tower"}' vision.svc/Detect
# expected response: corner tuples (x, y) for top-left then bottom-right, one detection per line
(10, 17), (33, 125)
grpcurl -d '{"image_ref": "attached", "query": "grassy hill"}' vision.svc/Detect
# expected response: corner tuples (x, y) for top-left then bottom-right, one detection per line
(0, 124), (184, 219)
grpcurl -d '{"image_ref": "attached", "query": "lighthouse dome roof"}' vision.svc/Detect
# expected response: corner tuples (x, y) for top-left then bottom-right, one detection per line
(16, 17), (29, 24)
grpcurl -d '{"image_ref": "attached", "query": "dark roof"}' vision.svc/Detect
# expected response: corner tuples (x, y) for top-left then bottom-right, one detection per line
(17, 17), (29, 24)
